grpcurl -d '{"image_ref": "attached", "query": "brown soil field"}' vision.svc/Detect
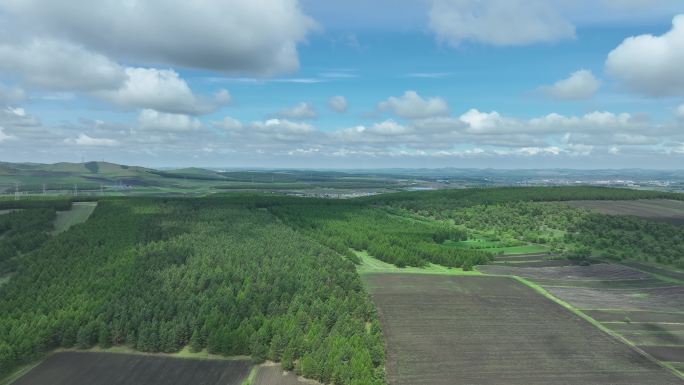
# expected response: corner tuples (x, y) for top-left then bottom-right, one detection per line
(564, 199), (684, 225)
(11, 352), (251, 385)
(252, 364), (319, 385)
(621, 261), (684, 282)
(494, 253), (556, 262)
(363, 274), (681, 385)
(479, 263), (652, 281)
(584, 310), (684, 323)
(492, 259), (578, 268)
(546, 286), (684, 313)
(639, 346), (684, 362)
(607, 322), (684, 333)
(477, 261), (684, 377)
(621, 332), (684, 346)
(530, 277), (670, 289)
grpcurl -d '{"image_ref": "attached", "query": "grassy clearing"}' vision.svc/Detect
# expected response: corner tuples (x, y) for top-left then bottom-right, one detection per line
(51, 202), (97, 234)
(445, 238), (550, 255)
(241, 365), (258, 385)
(355, 250), (481, 276)
(0, 274), (11, 288)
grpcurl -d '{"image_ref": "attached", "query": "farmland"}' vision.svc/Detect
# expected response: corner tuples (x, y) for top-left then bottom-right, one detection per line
(10, 352), (251, 385)
(479, 262), (684, 375)
(363, 274), (681, 385)
(565, 199), (684, 225)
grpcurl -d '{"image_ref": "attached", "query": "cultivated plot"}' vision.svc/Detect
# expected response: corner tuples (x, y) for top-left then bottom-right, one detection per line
(11, 352), (251, 385)
(564, 199), (684, 225)
(479, 262), (684, 374)
(364, 274), (681, 385)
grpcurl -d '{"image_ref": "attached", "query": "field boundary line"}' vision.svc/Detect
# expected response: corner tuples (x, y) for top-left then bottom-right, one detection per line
(512, 276), (684, 382)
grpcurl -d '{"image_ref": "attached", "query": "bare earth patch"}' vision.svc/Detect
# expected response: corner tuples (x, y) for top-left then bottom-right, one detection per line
(252, 364), (321, 385)
(11, 351), (251, 385)
(564, 199), (684, 225)
(364, 274), (681, 385)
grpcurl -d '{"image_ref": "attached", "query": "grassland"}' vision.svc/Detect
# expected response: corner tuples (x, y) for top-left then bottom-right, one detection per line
(51, 202), (97, 234)
(9, 352), (251, 385)
(363, 274), (682, 385)
(355, 251), (480, 276)
(444, 239), (550, 255)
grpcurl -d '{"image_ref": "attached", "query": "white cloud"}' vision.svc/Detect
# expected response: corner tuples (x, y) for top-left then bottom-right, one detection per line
(65, 133), (119, 147)
(0, 38), (125, 91)
(541, 70), (600, 100)
(253, 119), (315, 135)
(367, 120), (412, 136)
(275, 102), (318, 120)
(459, 109), (509, 133)
(328, 96), (348, 113)
(379, 91), (449, 119)
(98, 68), (229, 115)
(137, 109), (201, 132)
(677, 104), (684, 119)
(0, 0), (316, 76)
(216, 117), (244, 131)
(606, 15), (684, 97)
(0, 127), (14, 142)
(429, 0), (575, 46)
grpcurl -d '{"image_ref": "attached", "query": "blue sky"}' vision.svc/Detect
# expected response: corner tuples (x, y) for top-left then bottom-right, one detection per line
(1, 0), (684, 168)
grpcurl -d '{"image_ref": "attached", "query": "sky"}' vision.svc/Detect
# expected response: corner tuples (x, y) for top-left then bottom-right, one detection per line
(1, 0), (684, 169)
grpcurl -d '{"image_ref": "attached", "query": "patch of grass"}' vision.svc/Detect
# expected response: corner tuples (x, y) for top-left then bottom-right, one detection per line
(0, 274), (11, 288)
(52, 202), (97, 234)
(445, 238), (550, 255)
(355, 250), (481, 276)
(241, 365), (259, 385)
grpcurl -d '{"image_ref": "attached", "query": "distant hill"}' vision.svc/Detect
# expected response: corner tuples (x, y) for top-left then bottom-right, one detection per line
(0, 161), (406, 195)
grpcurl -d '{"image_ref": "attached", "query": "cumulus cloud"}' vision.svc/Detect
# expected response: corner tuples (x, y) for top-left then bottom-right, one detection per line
(65, 133), (119, 147)
(275, 102), (318, 120)
(251, 119), (316, 138)
(606, 15), (684, 97)
(0, 107), (40, 129)
(137, 109), (202, 132)
(429, 0), (575, 46)
(0, 38), (125, 91)
(677, 104), (684, 119)
(0, 127), (14, 142)
(328, 96), (348, 113)
(97, 68), (229, 115)
(0, 0), (316, 76)
(379, 91), (449, 119)
(541, 70), (600, 100)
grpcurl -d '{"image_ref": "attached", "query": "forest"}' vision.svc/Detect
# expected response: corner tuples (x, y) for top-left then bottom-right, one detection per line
(0, 199), (385, 385)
